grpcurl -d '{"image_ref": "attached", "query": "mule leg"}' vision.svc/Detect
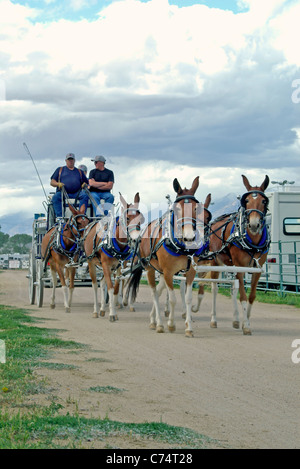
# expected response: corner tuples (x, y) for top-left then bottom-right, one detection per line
(192, 284), (204, 313)
(231, 277), (240, 329)
(180, 280), (186, 319)
(184, 282), (194, 337)
(242, 272), (261, 335)
(151, 276), (166, 320)
(55, 263), (69, 312)
(210, 281), (218, 328)
(67, 267), (76, 312)
(148, 270), (164, 332)
(166, 286), (176, 333)
(88, 262), (99, 318)
(102, 265), (118, 322)
(50, 267), (57, 309)
(238, 273), (252, 335)
(99, 277), (107, 317)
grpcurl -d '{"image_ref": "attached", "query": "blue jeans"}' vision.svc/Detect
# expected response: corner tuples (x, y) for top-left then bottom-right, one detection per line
(90, 192), (114, 216)
(52, 190), (89, 217)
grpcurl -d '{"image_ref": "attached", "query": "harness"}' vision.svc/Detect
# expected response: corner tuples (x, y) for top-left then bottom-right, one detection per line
(42, 216), (86, 269)
(206, 190), (271, 264)
(85, 216), (134, 269)
(136, 197), (211, 274)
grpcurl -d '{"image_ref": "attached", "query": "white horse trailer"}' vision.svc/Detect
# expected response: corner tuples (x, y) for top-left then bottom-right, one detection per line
(254, 187), (300, 292)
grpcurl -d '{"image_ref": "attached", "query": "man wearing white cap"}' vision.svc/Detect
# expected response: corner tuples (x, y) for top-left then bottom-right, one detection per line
(89, 155), (114, 216)
(50, 153), (89, 218)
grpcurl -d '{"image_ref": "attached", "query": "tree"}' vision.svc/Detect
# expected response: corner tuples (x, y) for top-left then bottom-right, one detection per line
(0, 226), (9, 250)
(6, 234), (32, 254)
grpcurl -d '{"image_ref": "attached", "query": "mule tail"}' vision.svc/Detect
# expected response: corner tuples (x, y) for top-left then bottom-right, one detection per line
(123, 265), (143, 305)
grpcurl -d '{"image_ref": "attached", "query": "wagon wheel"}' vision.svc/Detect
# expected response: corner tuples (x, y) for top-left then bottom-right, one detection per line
(28, 250), (36, 304)
(35, 259), (44, 308)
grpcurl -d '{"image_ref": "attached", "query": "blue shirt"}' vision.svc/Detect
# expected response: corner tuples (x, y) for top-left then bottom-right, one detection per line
(51, 166), (88, 194)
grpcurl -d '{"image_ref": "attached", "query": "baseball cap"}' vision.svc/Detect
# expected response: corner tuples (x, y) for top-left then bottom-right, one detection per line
(66, 153), (75, 160)
(91, 155), (106, 163)
(78, 164), (87, 172)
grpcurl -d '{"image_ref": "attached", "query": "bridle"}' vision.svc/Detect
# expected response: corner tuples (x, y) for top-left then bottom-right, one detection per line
(239, 190), (269, 232)
(173, 195), (200, 232)
(119, 207), (145, 242)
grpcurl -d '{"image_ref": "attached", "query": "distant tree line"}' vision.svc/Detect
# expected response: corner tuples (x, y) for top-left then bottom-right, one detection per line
(0, 226), (32, 254)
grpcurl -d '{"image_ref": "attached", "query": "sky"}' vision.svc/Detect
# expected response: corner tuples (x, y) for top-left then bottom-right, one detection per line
(0, 0), (300, 224)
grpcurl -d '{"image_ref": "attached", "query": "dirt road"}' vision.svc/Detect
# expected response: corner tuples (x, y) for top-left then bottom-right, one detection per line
(0, 270), (299, 448)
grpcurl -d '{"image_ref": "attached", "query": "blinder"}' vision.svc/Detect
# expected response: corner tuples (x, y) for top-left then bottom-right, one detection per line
(240, 190), (269, 214)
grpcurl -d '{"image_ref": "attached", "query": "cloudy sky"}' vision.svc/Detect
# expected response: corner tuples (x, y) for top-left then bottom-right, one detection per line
(0, 0), (300, 223)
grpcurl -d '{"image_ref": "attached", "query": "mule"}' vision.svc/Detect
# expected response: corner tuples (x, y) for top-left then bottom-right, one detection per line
(193, 174), (270, 335)
(125, 177), (211, 337)
(83, 193), (144, 321)
(41, 204), (89, 313)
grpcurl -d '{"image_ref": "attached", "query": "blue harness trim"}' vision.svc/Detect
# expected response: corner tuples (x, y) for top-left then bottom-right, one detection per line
(60, 224), (77, 253)
(162, 213), (209, 257)
(230, 223), (269, 254)
(100, 217), (133, 260)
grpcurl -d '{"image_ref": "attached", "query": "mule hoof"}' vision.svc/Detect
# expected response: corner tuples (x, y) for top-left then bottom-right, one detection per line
(233, 321), (240, 329)
(164, 310), (170, 317)
(182, 313), (186, 319)
(130, 307), (135, 312)
(149, 323), (156, 330)
(92, 312), (99, 318)
(168, 325), (176, 333)
(100, 310), (105, 317)
(243, 327), (252, 335)
(50, 304), (55, 309)
(210, 321), (217, 328)
(65, 307), (71, 313)
(109, 315), (116, 322)
(185, 330), (194, 338)
(156, 325), (164, 333)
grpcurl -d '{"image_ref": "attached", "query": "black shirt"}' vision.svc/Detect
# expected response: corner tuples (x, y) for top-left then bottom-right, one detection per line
(88, 168), (114, 193)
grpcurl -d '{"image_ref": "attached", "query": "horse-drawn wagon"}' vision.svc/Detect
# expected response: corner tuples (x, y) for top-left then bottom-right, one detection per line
(27, 188), (143, 318)
(27, 191), (95, 308)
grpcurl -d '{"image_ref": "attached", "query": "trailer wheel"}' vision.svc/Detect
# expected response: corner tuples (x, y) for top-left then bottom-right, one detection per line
(28, 250), (36, 304)
(36, 259), (44, 307)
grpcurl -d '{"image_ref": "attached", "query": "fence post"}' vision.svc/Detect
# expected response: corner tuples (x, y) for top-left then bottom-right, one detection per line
(278, 240), (284, 296)
(294, 241), (299, 294)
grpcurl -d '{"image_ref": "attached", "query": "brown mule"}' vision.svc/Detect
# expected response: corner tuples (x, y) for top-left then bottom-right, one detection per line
(83, 193), (144, 321)
(193, 175), (270, 335)
(41, 204), (89, 313)
(125, 177), (212, 337)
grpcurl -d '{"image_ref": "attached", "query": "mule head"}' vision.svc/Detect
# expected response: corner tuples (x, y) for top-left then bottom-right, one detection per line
(240, 175), (269, 235)
(119, 192), (145, 241)
(68, 204), (90, 236)
(172, 176), (200, 243)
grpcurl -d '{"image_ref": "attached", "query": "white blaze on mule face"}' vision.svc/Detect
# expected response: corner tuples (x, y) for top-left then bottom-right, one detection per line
(248, 193), (262, 235)
(174, 202), (196, 242)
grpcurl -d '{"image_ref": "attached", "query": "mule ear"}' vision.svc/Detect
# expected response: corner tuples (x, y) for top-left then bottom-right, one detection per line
(68, 203), (76, 215)
(260, 175), (269, 192)
(242, 174), (251, 191)
(191, 176), (199, 194)
(79, 204), (86, 214)
(173, 178), (182, 194)
(119, 192), (128, 208)
(134, 192), (140, 204)
(204, 193), (211, 209)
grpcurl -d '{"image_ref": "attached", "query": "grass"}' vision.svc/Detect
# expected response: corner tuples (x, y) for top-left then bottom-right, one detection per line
(141, 278), (300, 308)
(0, 304), (219, 449)
(216, 285), (300, 308)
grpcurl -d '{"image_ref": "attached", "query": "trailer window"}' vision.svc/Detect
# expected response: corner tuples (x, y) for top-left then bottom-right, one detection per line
(283, 218), (300, 235)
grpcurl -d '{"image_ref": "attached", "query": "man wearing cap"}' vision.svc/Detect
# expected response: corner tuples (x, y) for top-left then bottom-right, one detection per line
(50, 153), (89, 218)
(88, 155), (114, 216)
(78, 164), (88, 175)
